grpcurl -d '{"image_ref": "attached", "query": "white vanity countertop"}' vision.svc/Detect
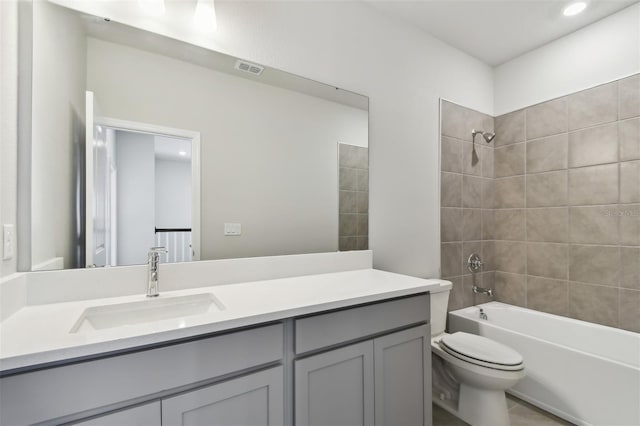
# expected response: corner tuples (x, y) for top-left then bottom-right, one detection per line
(0, 269), (444, 373)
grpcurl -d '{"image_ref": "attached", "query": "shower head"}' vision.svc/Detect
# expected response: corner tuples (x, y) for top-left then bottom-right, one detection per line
(472, 129), (495, 144)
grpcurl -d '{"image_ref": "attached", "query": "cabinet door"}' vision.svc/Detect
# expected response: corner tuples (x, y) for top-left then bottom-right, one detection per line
(373, 325), (431, 426)
(162, 366), (283, 426)
(295, 340), (374, 426)
(72, 401), (160, 426)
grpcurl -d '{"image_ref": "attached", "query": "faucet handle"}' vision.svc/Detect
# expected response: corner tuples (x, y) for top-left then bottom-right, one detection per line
(149, 246), (168, 254)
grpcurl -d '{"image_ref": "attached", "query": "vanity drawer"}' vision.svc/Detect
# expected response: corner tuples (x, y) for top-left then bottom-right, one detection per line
(0, 323), (283, 426)
(294, 293), (429, 354)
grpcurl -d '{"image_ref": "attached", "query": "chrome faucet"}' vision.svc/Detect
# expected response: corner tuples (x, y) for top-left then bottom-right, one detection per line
(147, 247), (167, 297)
(473, 285), (494, 297)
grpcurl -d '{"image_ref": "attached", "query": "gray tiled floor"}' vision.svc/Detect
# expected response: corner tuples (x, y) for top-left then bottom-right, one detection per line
(433, 394), (574, 426)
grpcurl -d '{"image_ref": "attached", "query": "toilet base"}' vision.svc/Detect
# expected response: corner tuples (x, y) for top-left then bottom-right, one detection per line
(458, 383), (510, 426)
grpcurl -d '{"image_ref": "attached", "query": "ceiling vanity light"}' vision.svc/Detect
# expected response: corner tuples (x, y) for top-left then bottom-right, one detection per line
(563, 1), (587, 16)
(194, 0), (218, 32)
(138, 0), (166, 17)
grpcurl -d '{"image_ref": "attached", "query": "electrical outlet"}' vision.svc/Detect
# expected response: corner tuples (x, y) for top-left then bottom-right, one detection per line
(3, 224), (15, 260)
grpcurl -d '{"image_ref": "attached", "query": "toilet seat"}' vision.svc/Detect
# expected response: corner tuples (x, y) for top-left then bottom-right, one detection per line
(439, 332), (524, 371)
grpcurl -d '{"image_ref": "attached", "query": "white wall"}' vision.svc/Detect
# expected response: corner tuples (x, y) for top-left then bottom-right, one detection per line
(87, 38), (369, 261)
(155, 158), (191, 229)
(31, 0), (86, 269)
(115, 131), (155, 266)
(0, 1), (18, 277)
(494, 3), (640, 115)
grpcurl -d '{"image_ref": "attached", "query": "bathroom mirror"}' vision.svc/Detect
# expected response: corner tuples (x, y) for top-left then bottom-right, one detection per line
(19, 0), (369, 271)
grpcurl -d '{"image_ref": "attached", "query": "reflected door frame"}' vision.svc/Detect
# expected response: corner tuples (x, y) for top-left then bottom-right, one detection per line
(88, 115), (201, 265)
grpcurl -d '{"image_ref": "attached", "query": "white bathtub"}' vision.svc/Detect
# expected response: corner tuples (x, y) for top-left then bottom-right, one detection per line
(449, 302), (640, 426)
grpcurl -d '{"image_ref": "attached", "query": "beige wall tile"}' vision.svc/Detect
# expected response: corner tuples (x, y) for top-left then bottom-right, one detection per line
(494, 241), (526, 274)
(356, 191), (368, 213)
(619, 118), (640, 161)
(620, 204), (640, 246)
(441, 208), (462, 242)
(462, 209), (482, 241)
(339, 167), (357, 190)
(527, 276), (568, 315)
(527, 207), (568, 243)
(620, 161), (640, 204)
(568, 123), (618, 168)
(526, 97), (568, 139)
(481, 178), (495, 209)
(441, 136), (463, 173)
(441, 172), (462, 207)
(462, 175), (483, 208)
(357, 214), (368, 236)
(441, 242), (462, 278)
(526, 134), (568, 174)
(339, 214), (358, 236)
(339, 190), (357, 213)
(569, 205), (619, 245)
(356, 169), (368, 192)
(356, 237), (368, 250)
(527, 242), (569, 280)
(482, 240), (495, 270)
(568, 82), (617, 130)
(621, 247), (640, 290)
(482, 209), (495, 240)
(462, 143), (482, 176)
(569, 163), (618, 206)
(494, 209), (525, 241)
(619, 74), (640, 120)
(527, 171), (568, 207)
(495, 110), (525, 147)
(494, 176), (525, 208)
(480, 145), (494, 178)
(570, 244), (619, 286)
(494, 272), (526, 307)
(339, 237), (357, 251)
(569, 282), (619, 327)
(619, 289), (640, 333)
(495, 143), (525, 177)
(441, 100), (472, 141)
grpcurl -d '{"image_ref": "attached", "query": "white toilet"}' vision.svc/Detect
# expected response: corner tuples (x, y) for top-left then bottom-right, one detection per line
(430, 281), (525, 426)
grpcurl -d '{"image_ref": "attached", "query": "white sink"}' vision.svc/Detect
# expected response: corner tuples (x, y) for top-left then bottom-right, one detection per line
(70, 293), (225, 333)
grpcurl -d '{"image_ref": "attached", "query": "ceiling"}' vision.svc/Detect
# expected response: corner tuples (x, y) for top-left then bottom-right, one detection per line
(366, 0), (638, 66)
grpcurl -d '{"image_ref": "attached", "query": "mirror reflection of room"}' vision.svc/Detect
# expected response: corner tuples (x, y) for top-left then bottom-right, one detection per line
(89, 126), (193, 268)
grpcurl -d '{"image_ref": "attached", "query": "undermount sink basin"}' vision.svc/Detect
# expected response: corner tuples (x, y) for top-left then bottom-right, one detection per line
(70, 293), (225, 333)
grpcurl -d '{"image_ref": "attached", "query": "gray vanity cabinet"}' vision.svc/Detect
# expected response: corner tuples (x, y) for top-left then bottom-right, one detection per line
(71, 402), (161, 426)
(293, 294), (431, 426)
(373, 325), (431, 426)
(294, 341), (375, 426)
(162, 366), (284, 426)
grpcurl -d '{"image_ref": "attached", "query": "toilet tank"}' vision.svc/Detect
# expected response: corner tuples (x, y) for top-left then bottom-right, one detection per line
(430, 280), (452, 336)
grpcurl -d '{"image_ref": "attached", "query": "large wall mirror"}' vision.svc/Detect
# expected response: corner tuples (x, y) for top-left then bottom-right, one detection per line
(20, 0), (369, 271)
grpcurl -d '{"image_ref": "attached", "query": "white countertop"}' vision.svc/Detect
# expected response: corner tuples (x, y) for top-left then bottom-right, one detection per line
(0, 269), (443, 373)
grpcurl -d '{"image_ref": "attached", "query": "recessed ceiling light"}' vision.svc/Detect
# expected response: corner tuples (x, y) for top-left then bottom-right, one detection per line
(178, 151), (187, 156)
(563, 1), (587, 17)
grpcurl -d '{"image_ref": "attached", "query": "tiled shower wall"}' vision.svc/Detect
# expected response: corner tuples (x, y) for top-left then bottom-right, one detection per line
(441, 74), (640, 333)
(339, 143), (369, 251)
(440, 101), (496, 310)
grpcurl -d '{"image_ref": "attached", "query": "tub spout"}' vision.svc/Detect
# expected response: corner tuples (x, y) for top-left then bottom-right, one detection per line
(473, 285), (493, 297)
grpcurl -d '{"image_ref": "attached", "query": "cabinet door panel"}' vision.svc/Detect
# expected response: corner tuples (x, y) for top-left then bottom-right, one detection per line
(162, 367), (283, 426)
(373, 325), (430, 426)
(72, 402), (160, 426)
(295, 341), (374, 426)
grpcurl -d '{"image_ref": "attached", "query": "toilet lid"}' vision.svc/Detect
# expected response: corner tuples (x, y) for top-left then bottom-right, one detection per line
(440, 332), (524, 370)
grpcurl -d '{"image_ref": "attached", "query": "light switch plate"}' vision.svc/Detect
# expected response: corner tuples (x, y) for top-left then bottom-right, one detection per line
(224, 223), (242, 236)
(3, 224), (15, 260)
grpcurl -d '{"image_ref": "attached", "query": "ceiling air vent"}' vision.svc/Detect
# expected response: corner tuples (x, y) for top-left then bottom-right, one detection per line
(234, 60), (264, 76)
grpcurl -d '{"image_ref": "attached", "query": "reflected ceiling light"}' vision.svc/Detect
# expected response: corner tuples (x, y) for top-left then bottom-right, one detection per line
(563, 1), (587, 16)
(194, 0), (217, 32)
(138, 0), (165, 17)
(178, 151), (187, 156)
